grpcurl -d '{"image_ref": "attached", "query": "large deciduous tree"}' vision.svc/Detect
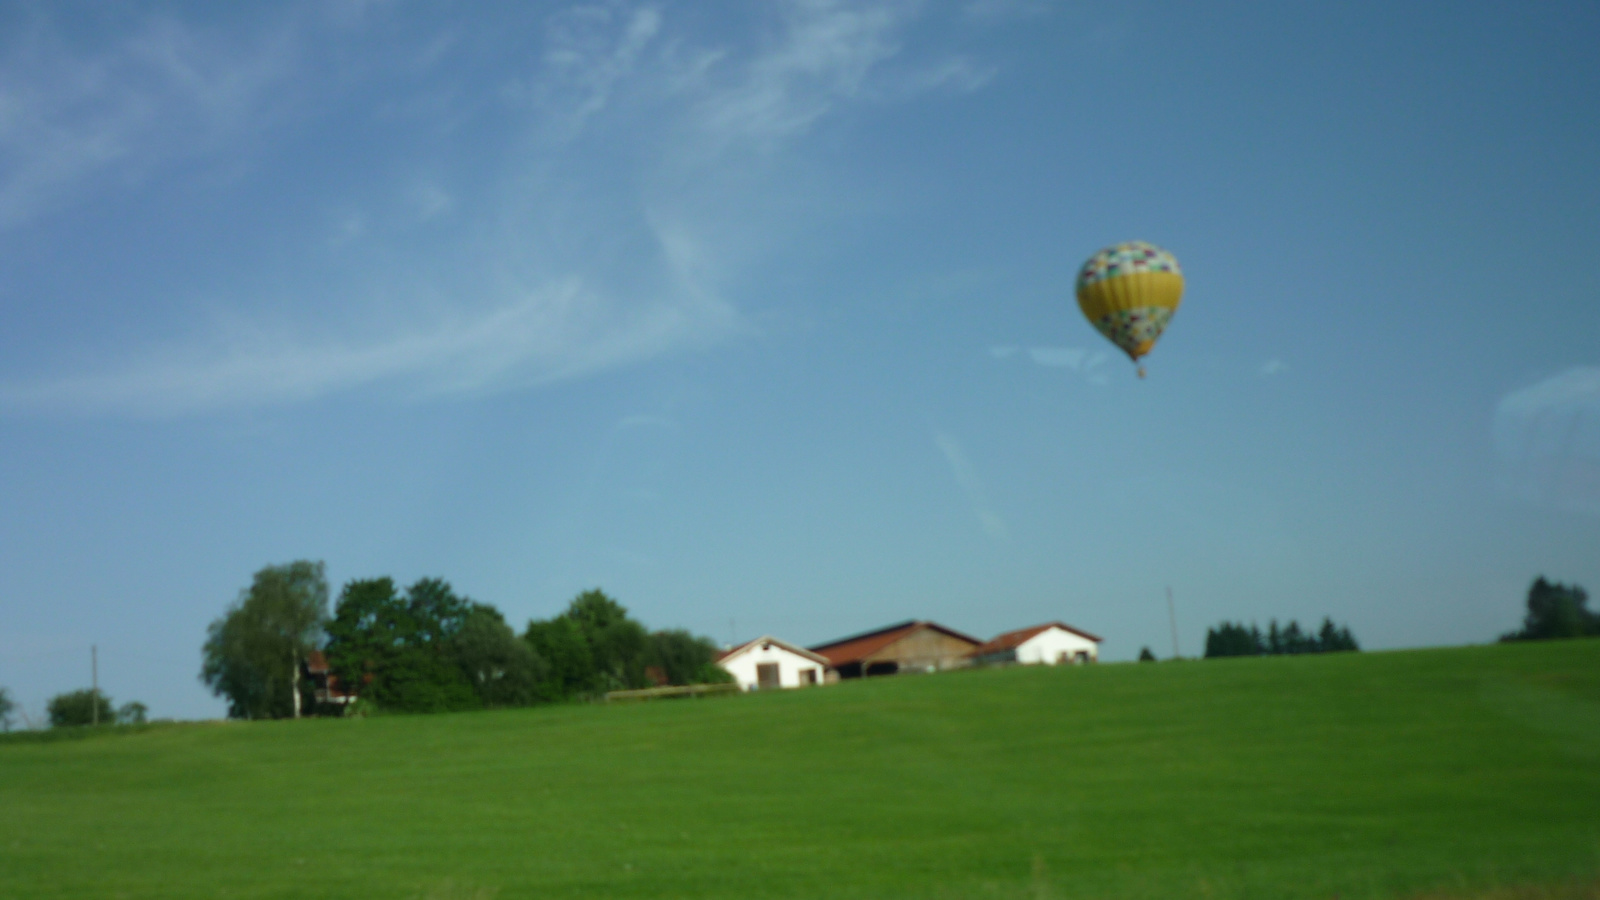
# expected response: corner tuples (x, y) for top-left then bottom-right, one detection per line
(645, 629), (733, 686)
(564, 589), (649, 691)
(201, 561), (329, 720)
(452, 605), (544, 707)
(522, 590), (728, 699)
(523, 615), (594, 700)
(323, 576), (482, 713)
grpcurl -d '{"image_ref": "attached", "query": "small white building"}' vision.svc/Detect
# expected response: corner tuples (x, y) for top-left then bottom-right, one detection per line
(970, 622), (1102, 666)
(717, 636), (833, 690)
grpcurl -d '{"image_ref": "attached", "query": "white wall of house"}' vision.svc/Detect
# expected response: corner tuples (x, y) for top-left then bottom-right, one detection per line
(717, 638), (829, 690)
(1016, 627), (1100, 664)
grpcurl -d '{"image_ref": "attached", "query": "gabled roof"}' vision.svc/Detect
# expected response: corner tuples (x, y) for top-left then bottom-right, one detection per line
(970, 622), (1103, 657)
(717, 635), (832, 667)
(305, 650), (331, 674)
(808, 620), (982, 666)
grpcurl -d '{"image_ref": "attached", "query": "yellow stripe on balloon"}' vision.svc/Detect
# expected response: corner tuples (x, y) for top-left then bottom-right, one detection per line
(1076, 270), (1184, 323)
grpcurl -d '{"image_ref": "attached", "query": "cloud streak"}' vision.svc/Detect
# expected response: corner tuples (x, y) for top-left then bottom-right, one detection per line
(1, 2), (1000, 417)
(0, 279), (739, 416)
(1493, 367), (1600, 516)
(0, 15), (296, 226)
(935, 431), (1008, 542)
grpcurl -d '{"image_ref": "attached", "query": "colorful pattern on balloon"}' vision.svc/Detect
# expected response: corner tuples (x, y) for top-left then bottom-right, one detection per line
(1076, 241), (1182, 290)
(1093, 306), (1175, 358)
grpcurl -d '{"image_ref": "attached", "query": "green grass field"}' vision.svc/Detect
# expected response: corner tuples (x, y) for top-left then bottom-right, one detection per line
(4, 641), (1599, 899)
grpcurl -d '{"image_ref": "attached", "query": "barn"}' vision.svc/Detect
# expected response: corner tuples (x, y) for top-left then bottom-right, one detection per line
(717, 636), (833, 691)
(969, 622), (1102, 666)
(809, 620), (982, 679)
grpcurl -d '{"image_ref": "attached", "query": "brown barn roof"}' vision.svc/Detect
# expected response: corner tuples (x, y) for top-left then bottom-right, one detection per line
(808, 620), (982, 666)
(970, 622), (1103, 657)
(305, 650), (331, 674)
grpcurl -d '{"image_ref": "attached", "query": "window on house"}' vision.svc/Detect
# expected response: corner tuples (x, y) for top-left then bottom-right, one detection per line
(756, 662), (781, 689)
(800, 668), (817, 685)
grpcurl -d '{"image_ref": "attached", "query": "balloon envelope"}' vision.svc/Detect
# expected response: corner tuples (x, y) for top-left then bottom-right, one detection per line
(1075, 241), (1184, 363)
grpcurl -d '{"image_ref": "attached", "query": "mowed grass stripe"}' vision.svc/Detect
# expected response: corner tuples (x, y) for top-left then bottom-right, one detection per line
(3, 641), (1598, 899)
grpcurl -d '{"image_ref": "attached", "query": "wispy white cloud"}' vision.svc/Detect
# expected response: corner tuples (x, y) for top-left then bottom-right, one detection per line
(962, 0), (1052, 22)
(0, 16), (297, 226)
(0, 278), (739, 416)
(2, 2), (1000, 417)
(993, 345), (1111, 382)
(532, 5), (663, 143)
(871, 54), (996, 97)
(674, 0), (988, 155)
(1496, 368), (1600, 420)
(1259, 358), (1287, 376)
(690, 0), (902, 146)
(1028, 346), (1086, 369)
(407, 181), (453, 222)
(935, 431), (1008, 542)
(1493, 367), (1600, 517)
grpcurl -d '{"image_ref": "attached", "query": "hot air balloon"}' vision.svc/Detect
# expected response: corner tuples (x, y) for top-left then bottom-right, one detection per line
(1075, 241), (1184, 378)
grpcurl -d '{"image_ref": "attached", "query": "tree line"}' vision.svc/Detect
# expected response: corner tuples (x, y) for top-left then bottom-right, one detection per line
(1204, 618), (1360, 658)
(0, 686), (147, 731)
(200, 560), (731, 719)
(1500, 577), (1597, 641)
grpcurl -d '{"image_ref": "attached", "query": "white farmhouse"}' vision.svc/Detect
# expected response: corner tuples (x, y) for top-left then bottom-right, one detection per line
(717, 636), (833, 690)
(970, 622), (1102, 666)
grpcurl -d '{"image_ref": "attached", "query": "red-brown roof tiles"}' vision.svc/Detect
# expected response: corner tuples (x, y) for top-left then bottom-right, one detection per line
(808, 620), (982, 666)
(969, 622), (1102, 657)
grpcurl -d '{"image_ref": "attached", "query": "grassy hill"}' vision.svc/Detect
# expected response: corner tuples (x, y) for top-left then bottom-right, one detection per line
(4, 640), (1599, 899)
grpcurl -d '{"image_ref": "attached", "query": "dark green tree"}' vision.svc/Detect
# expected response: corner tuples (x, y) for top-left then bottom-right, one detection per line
(1207, 618), (1357, 658)
(48, 689), (114, 728)
(523, 616), (595, 699)
(117, 701), (149, 725)
(201, 561), (329, 720)
(646, 629), (734, 686)
(1281, 620), (1313, 654)
(1204, 622), (1264, 658)
(1138, 646), (1157, 662)
(1501, 577), (1597, 641)
(1317, 617), (1359, 652)
(452, 605), (544, 707)
(323, 576), (399, 705)
(565, 589), (649, 690)
(0, 686), (14, 732)
(322, 576), (479, 713)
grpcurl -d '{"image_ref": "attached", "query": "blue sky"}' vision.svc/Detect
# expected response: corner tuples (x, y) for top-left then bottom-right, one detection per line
(2, 0), (1597, 723)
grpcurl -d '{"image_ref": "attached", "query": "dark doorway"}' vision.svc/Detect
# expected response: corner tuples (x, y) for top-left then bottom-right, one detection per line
(756, 662), (781, 689)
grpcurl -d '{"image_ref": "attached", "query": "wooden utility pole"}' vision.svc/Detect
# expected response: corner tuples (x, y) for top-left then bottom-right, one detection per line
(91, 644), (98, 726)
(1166, 587), (1180, 660)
